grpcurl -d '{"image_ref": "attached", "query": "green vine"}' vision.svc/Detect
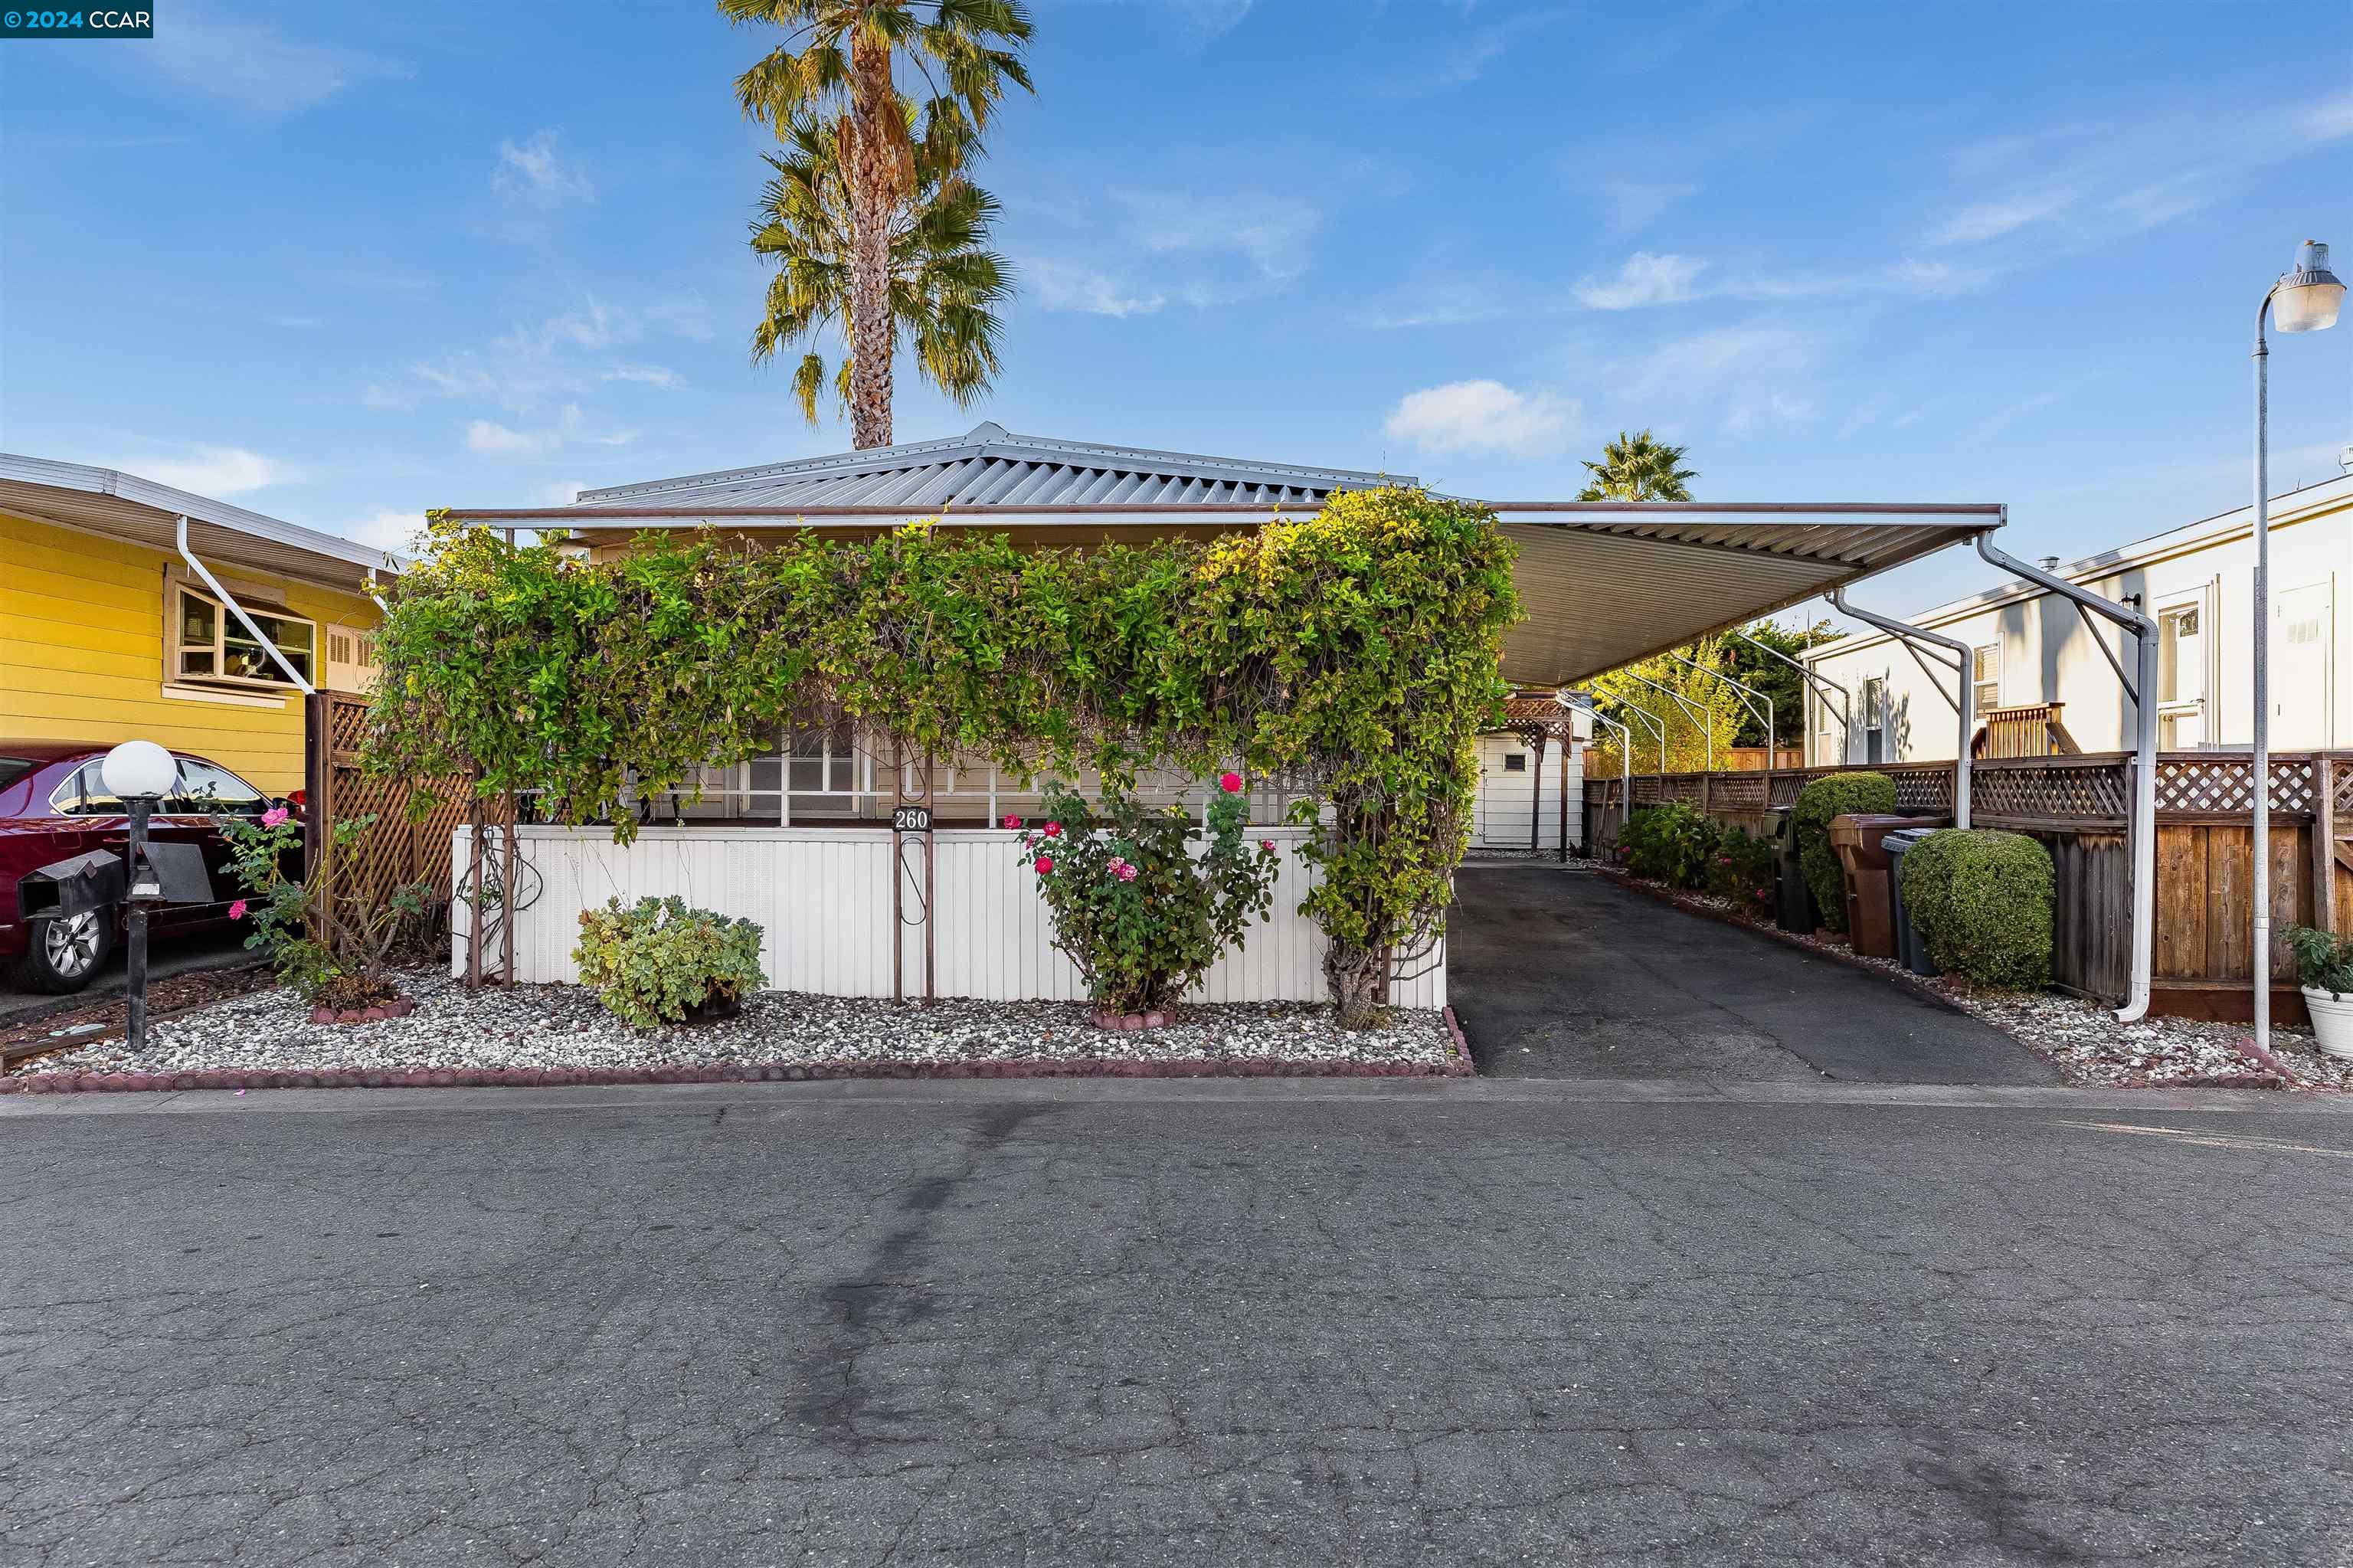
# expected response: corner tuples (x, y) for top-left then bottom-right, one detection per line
(364, 486), (1518, 1025)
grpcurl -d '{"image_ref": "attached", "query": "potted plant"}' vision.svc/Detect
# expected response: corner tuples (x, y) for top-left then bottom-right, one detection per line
(2285, 923), (2353, 1059)
(1015, 773), (1281, 1027)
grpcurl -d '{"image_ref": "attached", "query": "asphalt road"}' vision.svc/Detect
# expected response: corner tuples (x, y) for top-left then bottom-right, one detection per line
(5, 1079), (2350, 1566)
(1450, 865), (2057, 1085)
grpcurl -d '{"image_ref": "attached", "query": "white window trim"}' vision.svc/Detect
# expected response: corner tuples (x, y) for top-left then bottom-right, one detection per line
(1972, 640), (2002, 713)
(165, 574), (317, 693)
(160, 682), (290, 710)
(2152, 586), (2211, 743)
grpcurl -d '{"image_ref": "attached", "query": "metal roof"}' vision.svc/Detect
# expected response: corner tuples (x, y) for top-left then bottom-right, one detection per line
(569, 422), (1408, 512)
(0, 453), (401, 592)
(448, 427), (2001, 689)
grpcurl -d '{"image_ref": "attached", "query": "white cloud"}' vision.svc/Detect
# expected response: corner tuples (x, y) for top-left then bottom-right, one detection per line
(345, 509), (424, 552)
(133, 446), (292, 496)
(602, 364), (682, 389)
(1574, 252), (1709, 309)
(2296, 93), (2353, 142)
(465, 411), (582, 459)
(1383, 380), (1576, 458)
(533, 480), (589, 507)
(1123, 191), (1317, 283)
(1029, 260), (1167, 318)
(1929, 185), (2081, 247)
(494, 131), (596, 207)
(145, 9), (401, 115)
(1383, 11), (1568, 97)
(1350, 281), (1509, 330)
(1592, 179), (1694, 232)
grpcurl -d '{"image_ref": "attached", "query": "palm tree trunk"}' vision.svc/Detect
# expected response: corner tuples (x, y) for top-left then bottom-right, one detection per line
(843, 33), (897, 450)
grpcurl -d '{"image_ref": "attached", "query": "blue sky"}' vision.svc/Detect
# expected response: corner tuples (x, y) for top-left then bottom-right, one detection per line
(4, 0), (2351, 615)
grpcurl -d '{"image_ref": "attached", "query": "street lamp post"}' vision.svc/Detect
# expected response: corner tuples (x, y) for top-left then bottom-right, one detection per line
(2253, 241), (2344, 1056)
(100, 740), (178, 1052)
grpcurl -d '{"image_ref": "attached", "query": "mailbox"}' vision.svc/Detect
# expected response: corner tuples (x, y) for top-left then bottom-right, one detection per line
(20, 851), (127, 919)
(127, 840), (215, 906)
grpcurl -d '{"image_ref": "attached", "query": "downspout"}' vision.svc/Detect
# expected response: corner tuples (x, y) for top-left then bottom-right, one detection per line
(177, 516), (317, 695)
(1828, 583), (1974, 830)
(1973, 528), (2157, 1024)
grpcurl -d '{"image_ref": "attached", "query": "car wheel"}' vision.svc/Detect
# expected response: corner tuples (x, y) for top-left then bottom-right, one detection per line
(18, 908), (113, 994)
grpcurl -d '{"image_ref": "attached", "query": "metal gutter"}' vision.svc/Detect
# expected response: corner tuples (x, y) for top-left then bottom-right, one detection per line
(0, 452), (405, 574)
(1829, 582), (1975, 830)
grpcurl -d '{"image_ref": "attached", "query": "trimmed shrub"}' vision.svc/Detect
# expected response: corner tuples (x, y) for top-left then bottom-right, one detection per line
(574, 895), (768, 1029)
(1792, 771), (1895, 932)
(2283, 924), (2353, 997)
(1621, 802), (1717, 888)
(1707, 826), (1777, 918)
(1899, 829), (2053, 989)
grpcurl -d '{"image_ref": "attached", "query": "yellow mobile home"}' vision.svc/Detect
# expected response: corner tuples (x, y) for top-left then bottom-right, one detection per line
(1, 456), (399, 794)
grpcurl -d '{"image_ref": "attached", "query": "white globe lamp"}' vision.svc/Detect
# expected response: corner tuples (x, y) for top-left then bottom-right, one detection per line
(101, 739), (177, 800)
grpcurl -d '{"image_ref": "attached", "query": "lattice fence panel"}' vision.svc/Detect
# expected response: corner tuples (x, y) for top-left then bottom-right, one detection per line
(1972, 759), (2129, 823)
(312, 694), (503, 917)
(2152, 755), (2317, 817)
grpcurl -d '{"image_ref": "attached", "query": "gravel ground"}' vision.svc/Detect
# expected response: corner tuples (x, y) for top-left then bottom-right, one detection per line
(5, 970), (1455, 1079)
(1630, 877), (2353, 1091)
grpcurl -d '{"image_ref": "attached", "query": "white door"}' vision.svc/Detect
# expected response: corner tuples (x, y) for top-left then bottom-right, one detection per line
(2272, 581), (2333, 749)
(1474, 737), (1533, 847)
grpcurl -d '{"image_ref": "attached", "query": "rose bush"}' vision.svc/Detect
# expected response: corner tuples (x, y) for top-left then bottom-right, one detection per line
(1016, 775), (1281, 1016)
(222, 810), (427, 1010)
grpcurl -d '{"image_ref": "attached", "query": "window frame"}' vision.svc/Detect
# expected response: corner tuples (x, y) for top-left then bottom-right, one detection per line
(168, 581), (317, 692)
(2153, 588), (2210, 749)
(1971, 640), (2002, 715)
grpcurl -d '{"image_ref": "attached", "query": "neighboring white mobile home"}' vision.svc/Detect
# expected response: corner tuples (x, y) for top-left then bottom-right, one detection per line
(1803, 473), (2353, 763)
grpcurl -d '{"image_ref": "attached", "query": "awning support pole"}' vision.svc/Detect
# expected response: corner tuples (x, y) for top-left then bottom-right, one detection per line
(176, 516), (316, 695)
(1566, 695), (1633, 851)
(1828, 584), (1973, 831)
(1973, 530), (2157, 1023)
(1625, 671), (1716, 772)
(1733, 629), (1849, 765)
(1669, 653), (1774, 784)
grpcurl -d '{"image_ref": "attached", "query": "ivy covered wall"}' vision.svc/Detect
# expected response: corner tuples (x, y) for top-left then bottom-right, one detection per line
(365, 486), (1519, 1023)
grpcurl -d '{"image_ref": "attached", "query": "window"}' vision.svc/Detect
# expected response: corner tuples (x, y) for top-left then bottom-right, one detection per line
(1972, 642), (2002, 714)
(1503, 752), (1527, 772)
(173, 760), (266, 816)
(2157, 599), (2206, 749)
(51, 761), (121, 817)
(171, 584), (316, 690)
(1862, 678), (1887, 764)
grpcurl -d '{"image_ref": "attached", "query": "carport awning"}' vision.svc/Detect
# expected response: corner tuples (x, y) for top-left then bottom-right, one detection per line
(1490, 502), (2002, 687)
(440, 493), (2002, 690)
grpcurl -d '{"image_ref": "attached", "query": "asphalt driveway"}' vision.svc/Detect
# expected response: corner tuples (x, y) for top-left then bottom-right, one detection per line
(5, 1079), (2349, 1566)
(1449, 864), (2059, 1085)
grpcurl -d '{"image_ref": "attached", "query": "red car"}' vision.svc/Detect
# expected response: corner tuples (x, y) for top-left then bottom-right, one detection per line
(0, 741), (294, 994)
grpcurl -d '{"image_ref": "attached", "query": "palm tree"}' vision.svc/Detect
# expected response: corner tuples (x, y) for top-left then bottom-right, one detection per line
(1578, 430), (1697, 500)
(720, 0), (1034, 449)
(750, 106), (1013, 426)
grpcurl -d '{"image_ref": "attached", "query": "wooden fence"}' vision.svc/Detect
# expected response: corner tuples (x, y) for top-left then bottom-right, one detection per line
(304, 692), (504, 938)
(1585, 751), (2353, 1022)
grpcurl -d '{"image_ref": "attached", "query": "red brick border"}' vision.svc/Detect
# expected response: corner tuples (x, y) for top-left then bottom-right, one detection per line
(3, 1044), (1471, 1095)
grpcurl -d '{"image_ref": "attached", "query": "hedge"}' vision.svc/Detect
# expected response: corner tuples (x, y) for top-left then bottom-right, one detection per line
(1791, 771), (1894, 932)
(1899, 828), (2054, 988)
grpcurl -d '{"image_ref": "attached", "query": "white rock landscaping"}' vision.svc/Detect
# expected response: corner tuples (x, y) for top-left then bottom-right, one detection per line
(5, 969), (1461, 1088)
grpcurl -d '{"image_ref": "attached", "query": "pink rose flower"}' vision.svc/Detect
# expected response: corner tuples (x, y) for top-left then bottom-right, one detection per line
(1034, 855), (1054, 874)
(260, 806), (289, 828)
(1118, 863), (1137, 882)
(228, 899), (247, 920)
(1260, 840), (1276, 853)
(1003, 814), (1023, 830)
(1218, 771), (1243, 794)
(1042, 821), (1062, 837)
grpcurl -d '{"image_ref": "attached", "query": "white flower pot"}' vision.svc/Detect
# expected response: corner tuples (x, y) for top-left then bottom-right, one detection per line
(2301, 986), (2353, 1060)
